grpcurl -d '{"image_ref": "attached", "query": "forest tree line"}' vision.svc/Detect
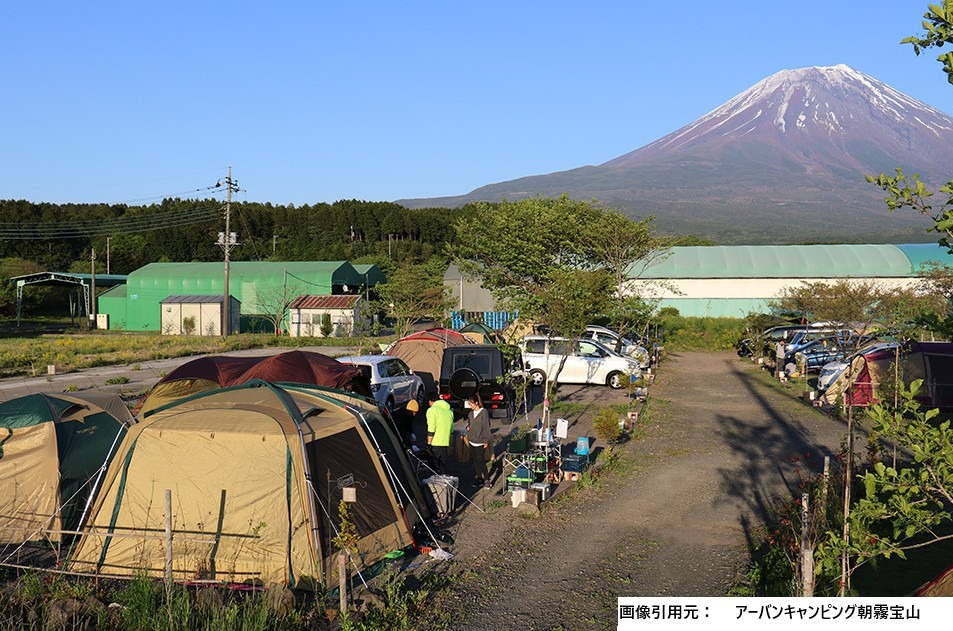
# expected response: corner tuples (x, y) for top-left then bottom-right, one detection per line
(0, 198), (467, 274)
(0, 198), (469, 317)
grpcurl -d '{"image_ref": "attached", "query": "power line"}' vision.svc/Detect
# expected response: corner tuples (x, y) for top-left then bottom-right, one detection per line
(0, 203), (222, 239)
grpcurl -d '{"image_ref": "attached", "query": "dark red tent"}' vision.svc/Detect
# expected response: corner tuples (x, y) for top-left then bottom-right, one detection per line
(139, 350), (369, 414)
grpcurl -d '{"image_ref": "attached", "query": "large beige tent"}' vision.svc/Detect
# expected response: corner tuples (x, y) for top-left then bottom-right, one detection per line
(0, 392), (133, 545)
(386, 328), (472, 396)
(67, 381), (420, 588)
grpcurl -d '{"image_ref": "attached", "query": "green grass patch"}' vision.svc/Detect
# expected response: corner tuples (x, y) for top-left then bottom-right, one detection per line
(0, 331), (393, 378)
(659, 315), (746, 352)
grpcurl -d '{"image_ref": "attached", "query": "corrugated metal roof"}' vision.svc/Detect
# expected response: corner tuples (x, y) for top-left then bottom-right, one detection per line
(635, 243), (952, 279)
(160, 295), (226, 304)
(289, 295), (362, 309)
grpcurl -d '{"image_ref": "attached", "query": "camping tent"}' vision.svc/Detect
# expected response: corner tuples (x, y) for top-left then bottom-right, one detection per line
(138, 350), (370, 414)
(821, 341), (953, 410)
(458, 321), (505, 345)
(0, 392), (133, 544)
(386, 328), (472, 396)
(501, 318), (543, 345)
(279, 383), (432, 522)
(67, 381), (419, 588)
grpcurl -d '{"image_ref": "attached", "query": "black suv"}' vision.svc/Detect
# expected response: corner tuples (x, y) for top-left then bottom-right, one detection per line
(438, 344), (523, 420)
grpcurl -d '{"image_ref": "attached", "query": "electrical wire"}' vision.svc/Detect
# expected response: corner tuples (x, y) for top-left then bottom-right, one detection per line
(0, 204), (223, 239)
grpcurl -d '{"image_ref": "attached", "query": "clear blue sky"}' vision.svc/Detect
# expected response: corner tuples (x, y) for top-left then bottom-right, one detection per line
(2, 1), (949, 207)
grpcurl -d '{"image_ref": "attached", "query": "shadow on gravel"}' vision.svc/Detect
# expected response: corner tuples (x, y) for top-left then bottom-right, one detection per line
(717, 357), (854, 546)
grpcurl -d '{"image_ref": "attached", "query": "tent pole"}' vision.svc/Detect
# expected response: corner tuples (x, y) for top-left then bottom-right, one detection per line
(294, 421), (323, 585)
(72, 425), (129, 553)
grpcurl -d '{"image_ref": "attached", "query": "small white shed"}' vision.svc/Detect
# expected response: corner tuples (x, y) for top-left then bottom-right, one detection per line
(288, 295), (367, 337)
(160, 295), (240, 336)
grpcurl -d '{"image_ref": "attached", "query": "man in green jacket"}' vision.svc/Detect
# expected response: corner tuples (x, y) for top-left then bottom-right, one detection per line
(426, 393), (454, 473)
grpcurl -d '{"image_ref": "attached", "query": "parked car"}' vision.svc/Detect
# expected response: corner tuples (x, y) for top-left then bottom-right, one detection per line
(583, 325), (652, 369)
(438, 344), (523, 419)
(337, 355), (424, 413)
(519, 335), (641, 389)
(816, 341), (900, 392)
(783, 330), (870, 371)
(788, 336), (849, 375)
(737, 323), (836, 358)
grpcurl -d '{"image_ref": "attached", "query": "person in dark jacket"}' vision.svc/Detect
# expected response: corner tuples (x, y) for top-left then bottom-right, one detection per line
(465, 394), (493, 488)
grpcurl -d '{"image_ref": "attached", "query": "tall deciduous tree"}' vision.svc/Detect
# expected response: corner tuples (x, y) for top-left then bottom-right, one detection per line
(453, 195), (608, 336)
(584, 210), (670, 348)
(453, 195), (634, 424)
(375, 258), (454, 339)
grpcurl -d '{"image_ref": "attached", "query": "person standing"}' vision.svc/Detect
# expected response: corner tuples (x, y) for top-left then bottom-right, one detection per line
(400, 399), (419, 448)
(465, 394), (493, 489)
(426, 392), (454, 473)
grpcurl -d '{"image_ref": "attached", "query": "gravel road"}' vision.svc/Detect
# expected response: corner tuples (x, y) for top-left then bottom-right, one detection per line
(424, 350), (849, 630)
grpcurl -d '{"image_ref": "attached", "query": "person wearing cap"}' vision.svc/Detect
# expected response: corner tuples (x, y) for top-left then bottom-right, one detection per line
(401, 398), (420, 447)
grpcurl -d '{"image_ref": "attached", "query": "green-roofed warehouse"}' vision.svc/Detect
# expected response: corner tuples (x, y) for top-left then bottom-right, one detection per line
(100, 261), (381, 332)
(629, 243), (952, 318)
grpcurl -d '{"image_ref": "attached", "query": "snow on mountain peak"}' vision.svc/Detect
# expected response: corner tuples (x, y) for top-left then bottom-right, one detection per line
(630, 64), (953, 157)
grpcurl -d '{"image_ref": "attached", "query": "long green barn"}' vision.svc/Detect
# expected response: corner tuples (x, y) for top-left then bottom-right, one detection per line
(631, 243), (951, 317)
(98, 261), (372, 332)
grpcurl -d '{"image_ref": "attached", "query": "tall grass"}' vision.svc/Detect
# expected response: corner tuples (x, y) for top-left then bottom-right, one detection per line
(0, 566), (451, 630)
(658, 315), (746, 352)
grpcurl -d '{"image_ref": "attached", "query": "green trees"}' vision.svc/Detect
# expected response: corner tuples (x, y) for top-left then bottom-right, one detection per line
(453, 195), (661, 422)
(453, 195), (611, 338)
(0, 198), (463, 276)
(584, 209), (670, 347)
(815, 380), (953, 590)
(374, 258), (454, 339)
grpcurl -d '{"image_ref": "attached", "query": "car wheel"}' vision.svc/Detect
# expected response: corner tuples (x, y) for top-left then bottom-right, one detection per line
(414, 387), (425, 410)
(607, 371), (626, 389)
(529, 369), (546, 387)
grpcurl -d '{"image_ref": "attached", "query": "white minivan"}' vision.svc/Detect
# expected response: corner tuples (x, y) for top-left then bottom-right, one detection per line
(519, 335), (641, 389)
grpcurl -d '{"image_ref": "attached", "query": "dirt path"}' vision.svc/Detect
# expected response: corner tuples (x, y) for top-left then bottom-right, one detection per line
(424, 350), (848, 630)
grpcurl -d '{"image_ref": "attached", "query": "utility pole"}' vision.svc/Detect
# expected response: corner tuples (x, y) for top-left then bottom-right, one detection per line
(90, 248), (97, 329)
(215, 168), (241, 337)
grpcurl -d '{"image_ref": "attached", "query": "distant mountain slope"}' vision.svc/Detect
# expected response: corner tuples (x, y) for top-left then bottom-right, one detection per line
(399, 65), (952, 244)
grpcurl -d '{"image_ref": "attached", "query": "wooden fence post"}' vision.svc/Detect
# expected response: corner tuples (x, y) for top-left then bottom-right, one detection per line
(800, 492), (814, 597)
(164, 489), (173, 587)
(339, 552), (347, 613)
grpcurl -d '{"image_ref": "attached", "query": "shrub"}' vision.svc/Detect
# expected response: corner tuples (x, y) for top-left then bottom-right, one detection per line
(592, 407), (623, 445)
(320, 312), (333, 337)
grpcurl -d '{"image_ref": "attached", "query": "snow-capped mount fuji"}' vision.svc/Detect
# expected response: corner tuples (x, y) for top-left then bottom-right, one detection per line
(400, 65), (953, 243)
(605, 64), (953, 175)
